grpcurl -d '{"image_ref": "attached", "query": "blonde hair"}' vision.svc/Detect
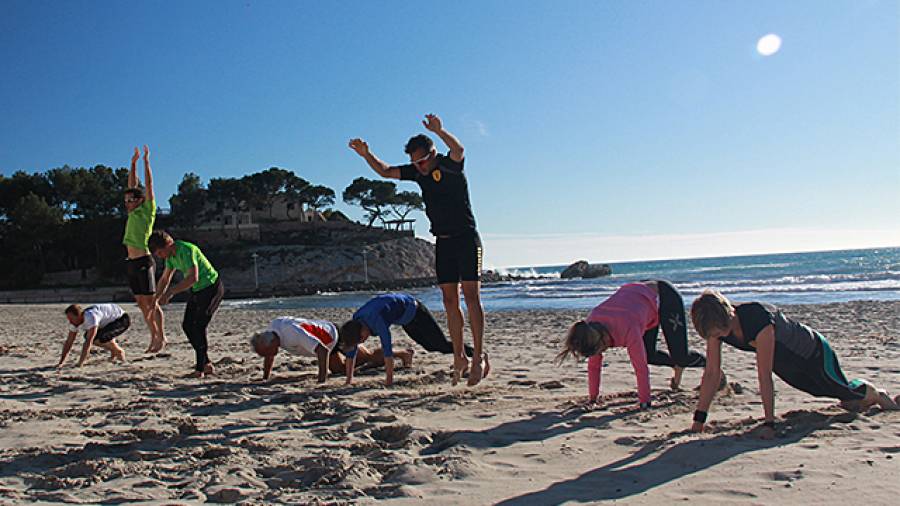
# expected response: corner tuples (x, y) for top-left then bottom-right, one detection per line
(556, 320), (608, 363)
(690, 289), (735, 339)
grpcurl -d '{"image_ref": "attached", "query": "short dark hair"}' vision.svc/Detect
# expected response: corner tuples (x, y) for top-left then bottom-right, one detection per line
(404, 134), (434, 155)
(148, 230), (173, 253)
(64, 304), (82, 316)
(338, 320), (364, 350)
(125, 187), (145, 200)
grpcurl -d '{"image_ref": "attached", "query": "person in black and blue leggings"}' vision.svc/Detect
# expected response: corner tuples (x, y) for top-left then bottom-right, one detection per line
(690, 289), (899, 439)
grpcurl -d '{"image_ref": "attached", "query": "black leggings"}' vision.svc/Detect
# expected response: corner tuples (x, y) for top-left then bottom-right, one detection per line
(774, 334), (867, 401)
(183, 279), (224, 371)
(95, 313), (131, 343)
(402, 300), (474, 357)
(641, 280), (706, 368)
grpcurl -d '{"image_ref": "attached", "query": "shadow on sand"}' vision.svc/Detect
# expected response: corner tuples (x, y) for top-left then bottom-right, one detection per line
(496, 409), (860, 504)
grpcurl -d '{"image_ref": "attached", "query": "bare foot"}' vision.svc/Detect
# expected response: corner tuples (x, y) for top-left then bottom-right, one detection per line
(149, 336), (168, 353)
(467, 356), (485, 386)
(204, 363), (215, 376)
(670, 366), (684, 390)
(144, 341), (156, 354)
(482, 352), (491, 379)
(111, 350), (126, 362)
(876, 389), (899, 410)
(452, 355), (469, 386)
(401, 348), (415, 368)
(186, 370), (204, 379)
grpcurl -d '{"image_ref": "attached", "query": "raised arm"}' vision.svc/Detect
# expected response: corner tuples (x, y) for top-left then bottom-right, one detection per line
(142, 145), (154, 202)
(692, 337), (723, 432)
(348, 139), (400, 179)
(423, 114), (464, 162)
(76, 327), (98, 367)
(57, 331), (78, 367)
(128, 147), (140, 188)
(754, 326), (777, 428)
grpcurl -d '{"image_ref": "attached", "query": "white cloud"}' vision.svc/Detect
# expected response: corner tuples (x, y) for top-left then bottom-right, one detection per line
(479, 227), (900, 268)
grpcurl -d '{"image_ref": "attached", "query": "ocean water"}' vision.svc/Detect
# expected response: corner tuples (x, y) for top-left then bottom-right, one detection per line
(225, 247), (900, 312)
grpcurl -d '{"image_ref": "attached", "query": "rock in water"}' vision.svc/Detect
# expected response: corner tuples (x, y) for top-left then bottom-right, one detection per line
(560, 260), (612, 279)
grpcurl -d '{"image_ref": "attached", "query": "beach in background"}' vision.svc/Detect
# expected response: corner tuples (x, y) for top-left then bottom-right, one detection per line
(228, 247), (900, 312)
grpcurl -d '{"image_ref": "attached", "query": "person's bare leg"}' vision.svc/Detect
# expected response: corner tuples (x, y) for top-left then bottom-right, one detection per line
(393, 348), (415, 368)
(670, 366), (684, 390)
(356, 345), (386, 370)
(328, 352), (346, 375)
(98, 341), (125, 362)
(150, 302), (167, 352)
(462, 281), (486, 386)
(135, 295), (159, 352)
(440, 283), (468, 385)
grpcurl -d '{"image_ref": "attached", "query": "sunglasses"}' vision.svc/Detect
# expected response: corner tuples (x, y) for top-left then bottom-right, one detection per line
(124, 197), (141, 203)
(411, 150), (434, 166)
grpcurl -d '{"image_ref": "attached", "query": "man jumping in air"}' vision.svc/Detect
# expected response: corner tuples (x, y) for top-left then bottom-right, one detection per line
(349, 114), (488, 385)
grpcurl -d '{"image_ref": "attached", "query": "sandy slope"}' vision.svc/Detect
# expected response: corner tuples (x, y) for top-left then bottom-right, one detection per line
(0, 301), (898, 504)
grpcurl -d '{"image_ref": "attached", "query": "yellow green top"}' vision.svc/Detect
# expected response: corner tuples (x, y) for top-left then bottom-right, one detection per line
(165, 240), (219, 292)
(122, 198), (156, 250)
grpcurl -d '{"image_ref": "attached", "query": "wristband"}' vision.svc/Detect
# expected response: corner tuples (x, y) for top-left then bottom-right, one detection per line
(693, 410), (708, 423)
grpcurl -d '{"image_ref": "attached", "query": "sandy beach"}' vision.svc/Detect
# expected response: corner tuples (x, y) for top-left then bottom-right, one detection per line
(1, 300), (899, 504)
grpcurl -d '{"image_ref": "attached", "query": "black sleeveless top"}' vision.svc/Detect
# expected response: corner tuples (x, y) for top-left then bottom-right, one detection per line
(721, 302), (819, 360)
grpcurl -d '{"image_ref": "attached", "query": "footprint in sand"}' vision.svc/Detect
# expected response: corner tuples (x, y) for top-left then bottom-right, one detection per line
(539, 380), (565, 390)
(371, 424), (414, 446)
(507, 379), (536, 387)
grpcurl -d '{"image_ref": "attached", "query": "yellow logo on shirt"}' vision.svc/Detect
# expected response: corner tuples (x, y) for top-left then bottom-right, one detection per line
(432, 169), (442, 182)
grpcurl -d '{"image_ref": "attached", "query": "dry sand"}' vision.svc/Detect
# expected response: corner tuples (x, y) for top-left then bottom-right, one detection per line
(1, 300), (899, 504)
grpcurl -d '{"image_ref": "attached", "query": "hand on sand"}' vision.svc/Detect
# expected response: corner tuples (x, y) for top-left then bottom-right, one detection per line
(348, 138), (369, 157)
(422, 113), (443, 132)
(131, 147), (140, 165)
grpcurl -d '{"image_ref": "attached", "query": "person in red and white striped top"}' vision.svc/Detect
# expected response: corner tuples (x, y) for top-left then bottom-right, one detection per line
(250, 317), (413, 383)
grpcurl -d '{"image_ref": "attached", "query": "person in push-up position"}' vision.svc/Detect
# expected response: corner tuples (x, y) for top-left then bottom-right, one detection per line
(57, 303), (130, 367)
(250, 316), (414, 383)
(689, 289), (899, 439)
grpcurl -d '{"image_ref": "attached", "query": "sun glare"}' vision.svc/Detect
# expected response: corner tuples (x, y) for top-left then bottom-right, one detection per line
(756, 33), (782, 56)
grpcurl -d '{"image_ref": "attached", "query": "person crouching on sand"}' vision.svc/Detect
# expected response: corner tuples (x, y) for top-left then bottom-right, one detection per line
(250, 316), (413, 383)
(57, 304), (129, 367)
(690, 289), (900, 439)
(557, 280), (709, 409)
(338, 293), (478, 387)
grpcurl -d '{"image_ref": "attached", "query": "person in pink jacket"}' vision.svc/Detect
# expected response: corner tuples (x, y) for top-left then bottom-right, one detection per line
(557, 280), (707, 408)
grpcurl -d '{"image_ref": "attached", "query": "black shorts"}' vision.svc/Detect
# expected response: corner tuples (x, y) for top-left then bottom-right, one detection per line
(94, 313), (130, 343)
(126, 255), (156, 296)
(435, 232), (482, 284)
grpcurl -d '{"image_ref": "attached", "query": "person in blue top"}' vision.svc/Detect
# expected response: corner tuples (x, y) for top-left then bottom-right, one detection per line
(338, 293), (479, 386)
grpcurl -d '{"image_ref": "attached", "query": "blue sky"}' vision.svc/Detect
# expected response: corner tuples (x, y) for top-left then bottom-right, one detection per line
(2, 0), (898, 266)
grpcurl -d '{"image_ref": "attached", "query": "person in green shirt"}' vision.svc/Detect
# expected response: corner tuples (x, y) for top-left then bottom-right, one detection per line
(149, 230), (224, 378)
(123, 145), (166, 354)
